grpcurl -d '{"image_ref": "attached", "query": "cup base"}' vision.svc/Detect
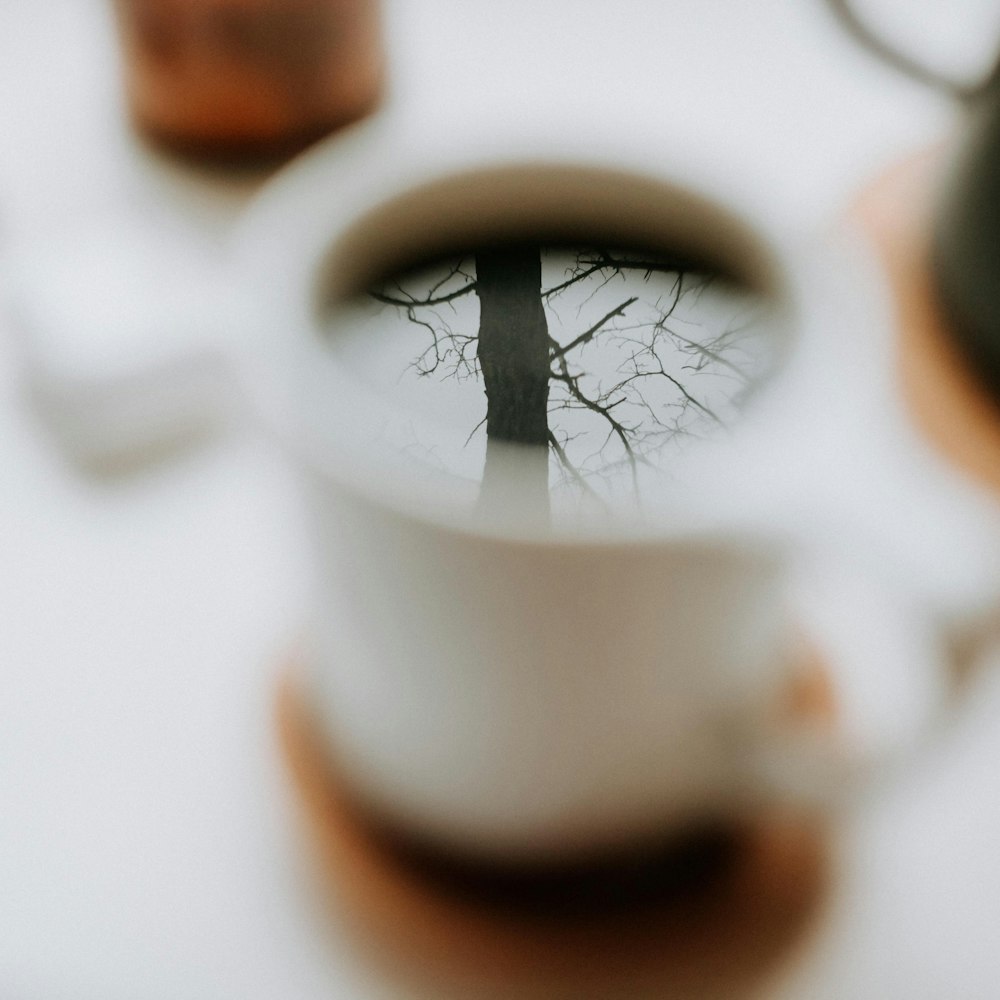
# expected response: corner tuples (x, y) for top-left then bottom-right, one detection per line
(276, 670), (830, 998)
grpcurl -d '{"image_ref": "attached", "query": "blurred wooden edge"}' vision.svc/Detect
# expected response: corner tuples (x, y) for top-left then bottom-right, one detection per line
(851, 146), (1000, 496)
(275, 670), (829, 997)
(112, 0), (385, 164)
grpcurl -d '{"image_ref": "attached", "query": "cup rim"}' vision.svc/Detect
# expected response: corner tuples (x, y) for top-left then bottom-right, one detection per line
(235, 139), (842, 545)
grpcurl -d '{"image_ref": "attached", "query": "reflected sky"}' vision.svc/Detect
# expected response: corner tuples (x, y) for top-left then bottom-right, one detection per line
(327, 244), (779, 517)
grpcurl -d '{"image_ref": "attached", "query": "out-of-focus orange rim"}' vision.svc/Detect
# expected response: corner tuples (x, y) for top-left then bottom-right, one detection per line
(275, 670), (829, 996)
(853, 146), (1000, 497)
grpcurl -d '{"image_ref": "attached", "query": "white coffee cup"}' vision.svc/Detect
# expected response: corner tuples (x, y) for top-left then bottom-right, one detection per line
(234, 115), (1000, 861)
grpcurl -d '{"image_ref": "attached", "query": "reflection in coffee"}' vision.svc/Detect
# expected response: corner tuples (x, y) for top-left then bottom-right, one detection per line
(328, 244), (778, 519)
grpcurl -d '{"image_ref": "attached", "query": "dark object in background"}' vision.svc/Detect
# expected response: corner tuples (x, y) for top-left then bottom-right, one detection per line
(112, 0), (384, 161)
(932, 95), (1000, 411)
(826, 0), (1000, 411)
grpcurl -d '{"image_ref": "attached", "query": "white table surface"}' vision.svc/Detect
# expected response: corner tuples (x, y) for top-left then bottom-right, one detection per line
(4, 2), (1000, 997)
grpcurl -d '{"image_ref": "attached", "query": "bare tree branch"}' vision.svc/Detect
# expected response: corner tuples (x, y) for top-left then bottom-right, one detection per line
(547, 430), (602, 499)
(372, 283), (477, 309)
(550, 297), (638, 360)
(370, 244), (761, 501)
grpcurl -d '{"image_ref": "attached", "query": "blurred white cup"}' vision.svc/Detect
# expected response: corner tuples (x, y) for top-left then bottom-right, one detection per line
(234, 117), (1000, 861)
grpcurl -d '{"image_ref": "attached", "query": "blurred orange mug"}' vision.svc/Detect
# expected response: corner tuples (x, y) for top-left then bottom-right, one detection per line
(112, 0), (384, 159)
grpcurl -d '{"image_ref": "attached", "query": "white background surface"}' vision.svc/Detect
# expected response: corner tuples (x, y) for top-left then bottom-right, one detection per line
(4, 1), (1000, 997)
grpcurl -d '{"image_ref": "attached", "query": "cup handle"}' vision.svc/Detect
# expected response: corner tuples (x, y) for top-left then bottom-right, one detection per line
(751, 553), (961, 812)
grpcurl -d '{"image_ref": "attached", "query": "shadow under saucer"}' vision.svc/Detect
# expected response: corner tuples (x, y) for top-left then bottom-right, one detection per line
(276, 673), (831, 1000)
